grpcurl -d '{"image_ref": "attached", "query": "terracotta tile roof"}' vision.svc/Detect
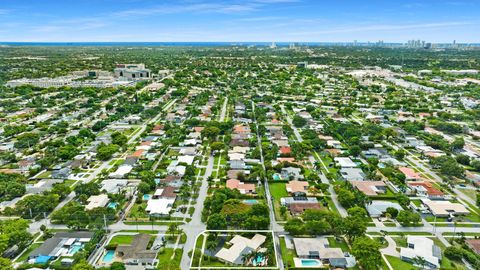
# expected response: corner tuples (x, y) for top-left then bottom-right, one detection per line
(286, 180), (309, 193)
(289, 202), (320, 215)
(399, 167), (422, 179)
(131, 149), (145, 157)
(277, 157), (296, 163)
(279, 146), (292, 155)
(233, 125), (250, 133)
(226, 179), (255, 192)
(408, 181), (444, 196)
(466, 239), (480, 254)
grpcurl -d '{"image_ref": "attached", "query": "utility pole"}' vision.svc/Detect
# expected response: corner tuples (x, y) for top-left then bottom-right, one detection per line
(103, 214), (108, 233)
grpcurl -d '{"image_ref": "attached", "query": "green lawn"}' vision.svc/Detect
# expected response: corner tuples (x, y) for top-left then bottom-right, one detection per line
(269, 182), (290, 220)
(269, 182), (288, 199)
(429, 237), (463, 270)
(460, 189), (477, 202)
(109, 235), (135, 245)
(279, 237), (296, 269)
(15, 242), (42, 262)
(327, 237), (351, 252)
(191, 234), (205, 267)
(156, 248), (182, 270)
(385, 255), (418, 270)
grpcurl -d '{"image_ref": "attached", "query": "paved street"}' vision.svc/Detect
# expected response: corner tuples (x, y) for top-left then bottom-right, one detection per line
(281, 105), (347, 218)
(252, 101), (285, 270)
(180, 154), (214, 269)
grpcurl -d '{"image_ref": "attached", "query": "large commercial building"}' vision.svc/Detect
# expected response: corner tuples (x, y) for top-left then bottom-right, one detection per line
(114, 64), (151, 80)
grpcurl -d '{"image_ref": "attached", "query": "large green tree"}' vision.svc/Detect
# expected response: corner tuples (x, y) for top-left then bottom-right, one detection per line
(351, 237), (381, 270)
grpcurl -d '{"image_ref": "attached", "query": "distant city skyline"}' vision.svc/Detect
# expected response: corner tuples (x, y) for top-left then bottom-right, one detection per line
(1, 0), (479, 42)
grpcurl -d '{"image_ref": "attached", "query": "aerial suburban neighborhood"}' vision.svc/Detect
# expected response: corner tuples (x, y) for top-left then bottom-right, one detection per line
(0, 42), (479, 270)
(1, 1), (480, 269)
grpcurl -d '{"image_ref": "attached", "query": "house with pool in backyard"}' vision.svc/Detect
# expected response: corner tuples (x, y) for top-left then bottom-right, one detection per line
(28, 231), (94, 267)
(100, 233), (159, 269)
(211, 233), (276, 267)
(292, 238), (356, 268)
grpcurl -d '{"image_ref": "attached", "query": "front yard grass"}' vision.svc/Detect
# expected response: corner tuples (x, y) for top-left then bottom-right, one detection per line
(156, 247), (182, 270)
(279, 237), (296, 269)
(109, 235), (135, 245)
(15, 242), (42, 262)
(385, 255), (418, 270)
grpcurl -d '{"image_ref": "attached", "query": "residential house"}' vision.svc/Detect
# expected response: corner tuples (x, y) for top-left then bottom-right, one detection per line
(366, 200), (403, 217)
(466, 239), (480, 255)
(407, 182), (444, 199)
(400, 236), (441, 269)
(116, 234), (158, 268)
(281, 167), (303, 180)
(422, 199), (469, 217)
(340, 168), (365, 181)
(229, 160), (246, 170)
(399, 167), (423, 181)
(350, 181), (387, 196)
(226, 179), (256, 194)
(327, 140), (342, 149)
(85, 194), (109, 210)
(51, 168), (71, 179)
(215, 234), (266, 265)
(293, 238), (352, 268)
(334, 157), (357, 168)
(146, 198), (175, 216)
(286, 180), (309, 195)
(29, 232), (93, 264)
(153, 187), (177, 199)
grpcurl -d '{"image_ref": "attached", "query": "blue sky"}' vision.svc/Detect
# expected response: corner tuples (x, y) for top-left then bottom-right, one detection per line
(0, 0), (479, 42)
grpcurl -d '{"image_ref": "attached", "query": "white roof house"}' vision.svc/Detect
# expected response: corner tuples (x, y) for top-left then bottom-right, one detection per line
(108, 164), (133, 178)
(422, 199), (469, 217)
(340, 168), (365, 181)
(183, 139), (198, 146)
(327, 140), (342, 149)
(215, 234), (266, 265)
(334, 157), (357, 168)
(231, 146), (250, 154)
(366, 200), (403, 217)
(146, 198), (175, 216)
(85, 194), (109, 210)
(177, 155), (195, 165)
(400, 236), (441, 269)
(228, 153), (245, 161)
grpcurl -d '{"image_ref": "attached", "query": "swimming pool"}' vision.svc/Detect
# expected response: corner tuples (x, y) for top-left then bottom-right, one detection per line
(102, 250), (115, 263)
(243, 199), (259, 204)
(143, 194), (151, 200)
(252, 255), (265, 266)
(272, 173), (281, 181)
(107, 202), (118, 209)
(68, 243), (83, 255)
(300, 259), (321, 267)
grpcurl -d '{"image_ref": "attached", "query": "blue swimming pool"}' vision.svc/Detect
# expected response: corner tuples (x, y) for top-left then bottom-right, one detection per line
(252, 255), (265, 266)
(300, 259), (321, 267)
(143, 194), (151, 200)
(68, 243), (83, 255)
(272, 173), (281, 181)
(103, 250), (115, 263)
(243, 199), (259, 204)
(107, 202), (118, 209)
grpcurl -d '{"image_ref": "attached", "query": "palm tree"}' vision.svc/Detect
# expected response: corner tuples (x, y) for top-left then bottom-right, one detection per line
(241, 251), (256, 265)
(412, 256), (428, 269)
